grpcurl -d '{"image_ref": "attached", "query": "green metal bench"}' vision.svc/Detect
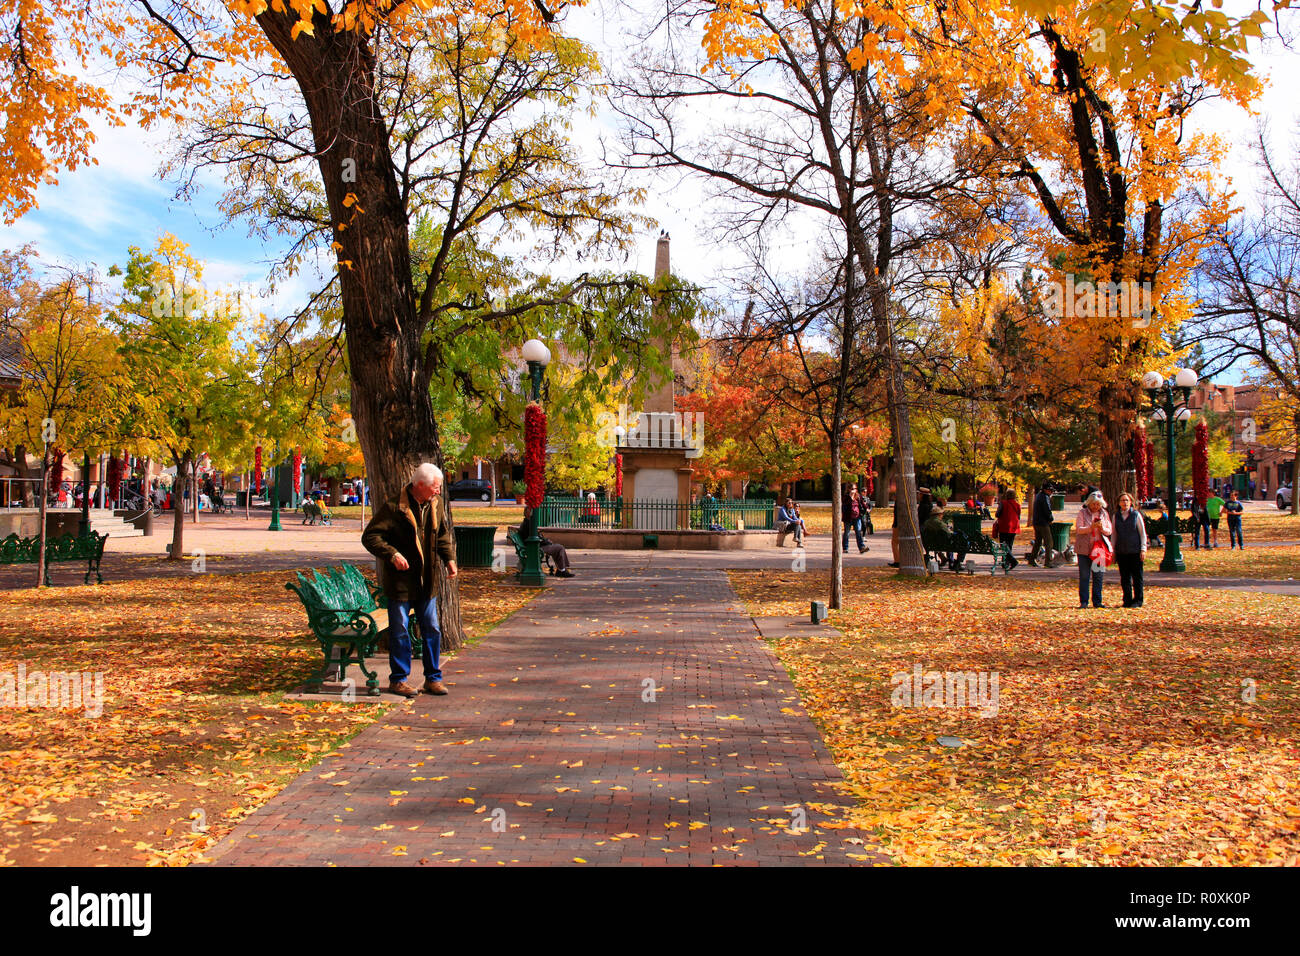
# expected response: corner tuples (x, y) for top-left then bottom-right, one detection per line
(285, 564), (388, 696)
(958, 530), (1014, 575)
(921, 521), (1011, 575)
(921, 521), (973, 575)
(507, 527), (554, 573)
(1142, 512), (1195, 544)
(301, 500), (332, 525)
(0, 531), (108, 586)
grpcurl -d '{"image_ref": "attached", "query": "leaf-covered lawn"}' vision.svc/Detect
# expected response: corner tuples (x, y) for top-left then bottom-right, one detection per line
(0, 567), (537, 866)
(729, 568), (1300, 865)
(1176, 544), (1300, 579)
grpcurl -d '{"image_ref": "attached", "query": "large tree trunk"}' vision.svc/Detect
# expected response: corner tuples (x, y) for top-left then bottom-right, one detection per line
(1099, 384), (1138, 515)
(1293, 408), (1300, 516)
(36, 445), (49, 587)
(258, 9), (465, 648)
(867, 279), (924, 576)
(169, 452), (188, 560)
(830, 442), (843, 610)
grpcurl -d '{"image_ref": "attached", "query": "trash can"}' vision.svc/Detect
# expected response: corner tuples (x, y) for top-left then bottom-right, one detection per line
(453, 525), (497, 568)
(236, 491), (248, 507)
(1050, 521), (1072, 553)
(1050, 493), (1065, 512)
(951, 512), (983, 541)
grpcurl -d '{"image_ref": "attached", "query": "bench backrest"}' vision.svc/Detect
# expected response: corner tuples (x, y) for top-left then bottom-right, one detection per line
(285, 574), (337, 633)
(286, 564), (379, 626)
(0, 533), (41, 563)
(506, 528), (524, 553)
(324, 565), (375, 611)
(48, 531), (108, 560)
(0, 531), (106, 562)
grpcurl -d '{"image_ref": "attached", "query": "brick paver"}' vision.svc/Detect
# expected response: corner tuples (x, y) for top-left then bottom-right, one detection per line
(209, 564), (880, 865)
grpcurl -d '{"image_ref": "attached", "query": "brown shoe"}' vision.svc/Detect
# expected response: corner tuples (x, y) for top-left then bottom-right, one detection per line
(388, 680), (419, 698)
(423, 679), (448, 696)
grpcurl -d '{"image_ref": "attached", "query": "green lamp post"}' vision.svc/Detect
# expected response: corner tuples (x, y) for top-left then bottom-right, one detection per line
(518, 337), (551, 586)
(1143, 367), (1197, 572)
(268, 442), (282, 532)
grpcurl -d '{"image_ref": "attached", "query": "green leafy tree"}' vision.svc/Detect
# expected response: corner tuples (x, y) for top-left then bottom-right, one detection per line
(110, 235), (261, 559)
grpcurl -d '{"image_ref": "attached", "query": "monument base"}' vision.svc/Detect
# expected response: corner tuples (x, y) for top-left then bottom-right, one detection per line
(541, 527), (777, 551)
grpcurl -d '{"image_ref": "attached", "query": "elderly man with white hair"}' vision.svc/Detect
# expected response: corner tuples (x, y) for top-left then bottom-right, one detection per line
(362, 462), (459, 697)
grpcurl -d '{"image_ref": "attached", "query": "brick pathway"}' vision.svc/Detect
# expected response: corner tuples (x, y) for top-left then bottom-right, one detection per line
(209, 565), (880, 865)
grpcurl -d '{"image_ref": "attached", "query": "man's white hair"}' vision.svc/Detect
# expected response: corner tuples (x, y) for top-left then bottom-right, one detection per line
(412, 463), (444, 487)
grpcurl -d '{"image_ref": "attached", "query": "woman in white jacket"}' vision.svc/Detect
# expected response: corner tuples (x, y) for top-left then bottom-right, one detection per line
(1074, 491), (1113, 608)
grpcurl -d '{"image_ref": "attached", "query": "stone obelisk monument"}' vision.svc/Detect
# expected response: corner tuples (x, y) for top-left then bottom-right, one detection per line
(618, 232), (696, 529)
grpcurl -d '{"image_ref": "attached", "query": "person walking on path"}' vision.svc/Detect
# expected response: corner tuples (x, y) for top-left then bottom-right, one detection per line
(1224, 489), (1245, 548)
(992, 488), (1021, 569)
(1113, 493), (1147, 608)
(1074, 491), (1113, 608)
(1191, 498), (1211, 550)
(1028, 483), (1056, 567)
(362, 462), (459, 698)
(1205, 490), (1225, 548)
(841, 486), (867, 553)
(916, 486), (933, 544)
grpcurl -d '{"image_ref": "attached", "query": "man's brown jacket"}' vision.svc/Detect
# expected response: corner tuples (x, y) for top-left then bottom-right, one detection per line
(361, 484), (455, 601)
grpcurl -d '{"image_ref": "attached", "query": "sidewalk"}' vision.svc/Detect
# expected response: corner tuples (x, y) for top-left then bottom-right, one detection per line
(209, 564), (880, 866)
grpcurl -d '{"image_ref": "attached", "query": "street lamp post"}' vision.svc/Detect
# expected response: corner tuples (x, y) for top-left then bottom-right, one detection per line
(268, 441), (282, 532)
(518, 338), (551, 586)
(1143, 368), (1197, 572)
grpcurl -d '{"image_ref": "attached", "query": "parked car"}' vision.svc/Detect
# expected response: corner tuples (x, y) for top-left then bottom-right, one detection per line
(447, 478), (493, 501)
(1278, 483), (1294, 510)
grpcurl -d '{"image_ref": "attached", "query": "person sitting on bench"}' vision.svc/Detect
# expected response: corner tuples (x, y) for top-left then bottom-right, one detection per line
(923, 505), (967, 572)
(775, 498), (805, 547)
(514, 526), (574, 577)
(540, 533), (574, 577)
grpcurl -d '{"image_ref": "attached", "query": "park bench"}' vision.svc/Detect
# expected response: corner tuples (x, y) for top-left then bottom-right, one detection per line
(507, 527), (554, 573)
(958, 530), (1014, 575)
(920, 521), (1011, 575)
(0, 531), (108, 586)
(1142, 511), (1196, 545)
(301, 500), (333, 525)
(285, 564), (388, 696)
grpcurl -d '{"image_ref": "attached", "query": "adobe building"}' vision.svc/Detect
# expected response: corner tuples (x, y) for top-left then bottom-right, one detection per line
(1188, 381), (1295, 502)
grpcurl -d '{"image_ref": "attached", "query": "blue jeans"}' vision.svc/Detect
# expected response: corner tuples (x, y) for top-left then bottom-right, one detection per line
(843, 519), (865, 551)
(387, 596), (443, 684)
(1228, 517), (1243, 547)
(1078, 562), (1103, 607)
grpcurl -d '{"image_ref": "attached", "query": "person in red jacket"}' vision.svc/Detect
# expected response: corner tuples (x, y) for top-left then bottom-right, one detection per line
(992, 488), (1022, 569)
